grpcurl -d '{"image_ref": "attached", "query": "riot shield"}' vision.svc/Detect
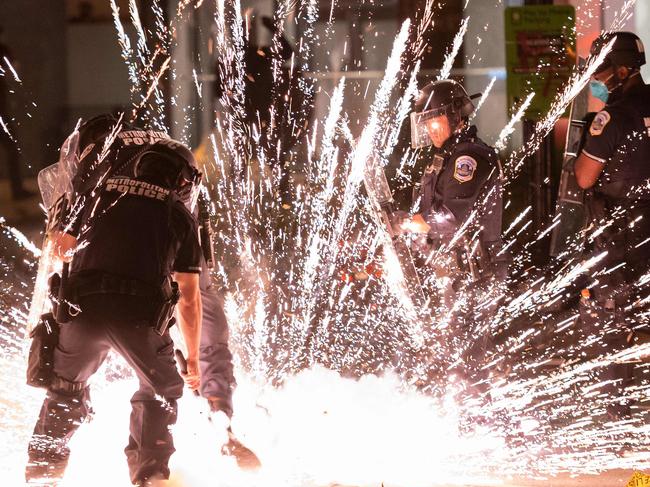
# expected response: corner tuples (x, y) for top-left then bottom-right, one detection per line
(549, 66), (589, 258)
(362, 155), (427, 311)
(25, 130), (80, 335)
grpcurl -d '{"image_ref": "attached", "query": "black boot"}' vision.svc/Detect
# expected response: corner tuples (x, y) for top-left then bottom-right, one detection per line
(207, 396), (261, 470)
(222, 429), (262, 470)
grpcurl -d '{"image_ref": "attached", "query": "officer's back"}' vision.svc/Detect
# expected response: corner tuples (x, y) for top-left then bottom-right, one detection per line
(68, 116), (201, 292)
(25, 114), (203, 486)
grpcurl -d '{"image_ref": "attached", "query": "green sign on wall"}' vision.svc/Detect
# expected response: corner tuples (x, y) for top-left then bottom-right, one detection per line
(505, 5), (576, 122)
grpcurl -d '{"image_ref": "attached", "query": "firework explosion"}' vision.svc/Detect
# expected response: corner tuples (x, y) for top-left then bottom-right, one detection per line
(1, 0), (650, 485)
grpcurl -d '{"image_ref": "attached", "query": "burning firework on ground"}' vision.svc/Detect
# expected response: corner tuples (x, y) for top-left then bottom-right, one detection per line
(1, 0), (650, 485)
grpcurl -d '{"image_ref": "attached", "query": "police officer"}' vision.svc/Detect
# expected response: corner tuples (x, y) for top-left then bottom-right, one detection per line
(575, 32), (650, 420)
(25, 114), (203, 486)
(197, 240), (261, 468)
(397, 79), (505, 390)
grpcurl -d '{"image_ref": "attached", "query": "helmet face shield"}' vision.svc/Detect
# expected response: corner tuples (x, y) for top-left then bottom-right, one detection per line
(411, 110), (434, 149)
(410, 106), (452, 149)
(181, 181), (201, 212)
(178, 166), (202, 211)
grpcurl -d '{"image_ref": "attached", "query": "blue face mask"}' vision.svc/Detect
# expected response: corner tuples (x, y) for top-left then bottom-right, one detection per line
(590, 80), (610, 104)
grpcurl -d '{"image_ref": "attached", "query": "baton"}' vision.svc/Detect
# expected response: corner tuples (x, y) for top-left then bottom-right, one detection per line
(174, 349), (200, 396)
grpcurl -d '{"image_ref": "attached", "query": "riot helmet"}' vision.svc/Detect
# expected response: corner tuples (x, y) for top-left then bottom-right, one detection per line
(410, 79), (480, 149)
(134, 141), (202, 209)
(78, 113), (122, 149)
(590, 31), (645, 74)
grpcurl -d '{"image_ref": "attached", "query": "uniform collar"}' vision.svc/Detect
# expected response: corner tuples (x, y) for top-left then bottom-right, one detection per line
(437, 125), (478, 156)
(607, 81), (648, 107)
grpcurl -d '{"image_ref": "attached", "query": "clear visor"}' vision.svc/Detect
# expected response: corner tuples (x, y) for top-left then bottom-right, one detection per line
(175, 163), (202, 211)
(37, 130), (80, 208)
(410, 106), (449, 149)
(180, 180), (202, 212)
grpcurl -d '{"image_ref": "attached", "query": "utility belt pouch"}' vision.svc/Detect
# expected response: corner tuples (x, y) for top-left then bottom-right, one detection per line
(153, 278), (180, 336)
(27, 312), (60, 388)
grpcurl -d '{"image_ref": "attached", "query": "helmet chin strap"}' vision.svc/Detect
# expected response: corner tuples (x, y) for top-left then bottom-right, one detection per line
(608, 69), (641, 96)
(452, 119), (467, 135)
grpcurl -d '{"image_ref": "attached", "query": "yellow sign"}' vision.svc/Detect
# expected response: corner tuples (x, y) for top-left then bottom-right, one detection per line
(627, 471), (650, 487)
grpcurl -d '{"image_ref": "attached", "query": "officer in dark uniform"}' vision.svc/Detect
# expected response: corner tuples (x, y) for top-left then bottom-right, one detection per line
(199, 264), (236, 414)
(404, 80), (503, 260)
(575, 32), (650, 420)
(25, 114), (203, 486)
(397, 79), (505, 391)
(197, 252), (260, 468)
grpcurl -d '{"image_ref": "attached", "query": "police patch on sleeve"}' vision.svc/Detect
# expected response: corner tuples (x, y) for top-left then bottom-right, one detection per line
(453, 155), (477, 183)
(589, 110), (611, 136)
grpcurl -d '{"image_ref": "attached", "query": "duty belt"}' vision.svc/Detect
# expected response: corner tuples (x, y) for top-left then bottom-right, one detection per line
(71, 273), (163, 300)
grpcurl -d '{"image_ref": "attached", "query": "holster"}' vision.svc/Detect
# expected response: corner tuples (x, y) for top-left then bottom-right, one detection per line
(49, 268), (72, 325)
(153, 277), (181, 336)
(585, 190), (608, 228)
(26, 312), (60, 388)
(455, 244), (478, 280)
(455, 239), (506, 282)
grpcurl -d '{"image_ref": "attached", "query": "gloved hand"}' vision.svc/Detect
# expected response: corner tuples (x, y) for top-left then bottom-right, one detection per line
(390, 210), (410, 236)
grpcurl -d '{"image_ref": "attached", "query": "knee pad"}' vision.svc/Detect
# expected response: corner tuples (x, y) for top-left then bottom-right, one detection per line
(49, 375), (87, 396)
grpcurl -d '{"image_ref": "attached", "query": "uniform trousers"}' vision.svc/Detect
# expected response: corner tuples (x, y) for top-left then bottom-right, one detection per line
(199, 260), (235, 416)
(584, 199), (650, 419)
(26, 294), (184, 484)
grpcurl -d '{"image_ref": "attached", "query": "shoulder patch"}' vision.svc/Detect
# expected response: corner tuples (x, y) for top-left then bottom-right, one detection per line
(453, 155), (477, 183)
(589, 110), (611, 136)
